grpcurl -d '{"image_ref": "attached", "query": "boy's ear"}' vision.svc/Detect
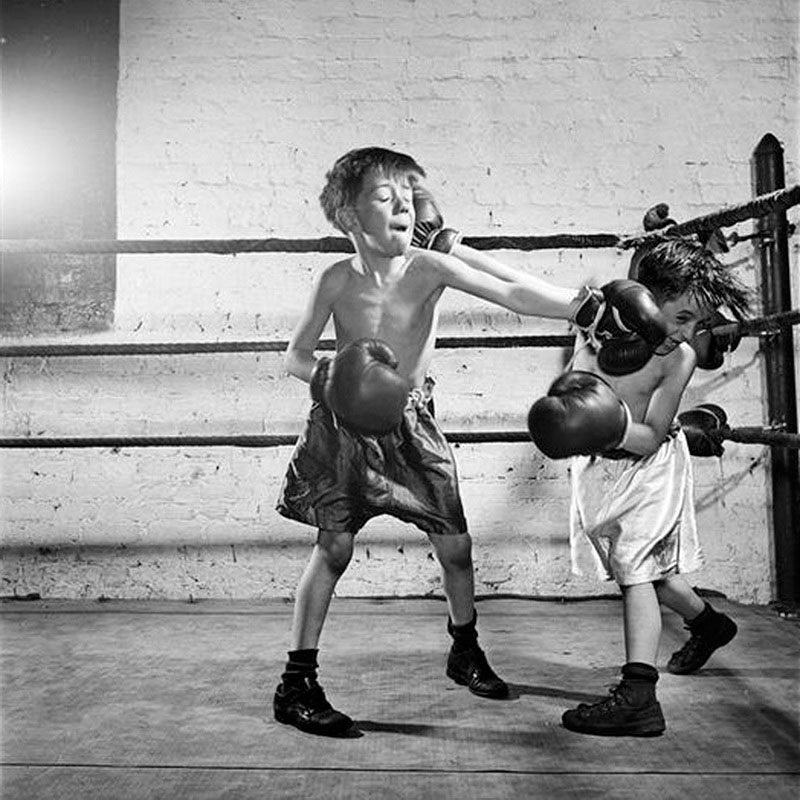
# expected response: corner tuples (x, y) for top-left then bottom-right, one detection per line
(336, 207), (360, 233)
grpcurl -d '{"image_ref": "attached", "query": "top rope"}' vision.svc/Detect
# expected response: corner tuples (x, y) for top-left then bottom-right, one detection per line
(1, 186), (797, 255)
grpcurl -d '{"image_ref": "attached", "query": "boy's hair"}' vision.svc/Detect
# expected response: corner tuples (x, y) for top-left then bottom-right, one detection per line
(637, 238), (751, 319)
(319, 147), (426, 232)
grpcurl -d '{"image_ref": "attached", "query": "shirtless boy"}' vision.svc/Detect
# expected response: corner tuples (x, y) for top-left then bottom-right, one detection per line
(274, 146), (589, 736)
(528, 238), (749, 736)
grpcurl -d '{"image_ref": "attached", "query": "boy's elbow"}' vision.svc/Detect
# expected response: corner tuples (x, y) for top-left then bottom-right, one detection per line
(284, 349), (302, 379)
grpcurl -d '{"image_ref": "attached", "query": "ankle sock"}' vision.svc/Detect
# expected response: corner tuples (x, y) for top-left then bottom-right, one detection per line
(448, 610), (479, 652)
(281, 648), (319, 685)
(620, 662), (659, 705)
(687, 602), (718, 632)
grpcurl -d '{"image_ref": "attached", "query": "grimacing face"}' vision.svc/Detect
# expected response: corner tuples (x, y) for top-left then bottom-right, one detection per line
(658, 292), (712, 347)
(348, 169), (415, 257)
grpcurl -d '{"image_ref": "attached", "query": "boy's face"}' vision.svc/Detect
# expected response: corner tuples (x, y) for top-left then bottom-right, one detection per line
(345, 168), (415, 256)
(658, 291), (712, 347)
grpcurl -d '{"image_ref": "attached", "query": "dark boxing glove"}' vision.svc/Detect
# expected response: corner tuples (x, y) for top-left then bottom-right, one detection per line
(690, 310), (742, 370)
(643, 203), (677, 232)
(528, 370), (632, 459)
(572, 279), (671, 375)
(313, 339), (410, 435)
(629, 203), (677, 280)
(678, 403), (727, 457)
(411, 185), (462, 253)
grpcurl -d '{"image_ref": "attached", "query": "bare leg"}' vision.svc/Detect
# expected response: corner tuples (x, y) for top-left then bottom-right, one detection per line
(428, 531), (475, 626)
(622, 582), (661, 666)
(655, 573), (706, 621)
(291, 529), (355, 650)
(429, 531), (508, 698)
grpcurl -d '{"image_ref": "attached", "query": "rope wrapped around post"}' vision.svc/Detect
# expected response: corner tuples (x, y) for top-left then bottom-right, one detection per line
(619, 185), (800, 250)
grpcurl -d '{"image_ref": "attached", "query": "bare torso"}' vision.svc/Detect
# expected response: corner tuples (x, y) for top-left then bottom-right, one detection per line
(326, 252), (445, 387)
(571, 333), (680, 423)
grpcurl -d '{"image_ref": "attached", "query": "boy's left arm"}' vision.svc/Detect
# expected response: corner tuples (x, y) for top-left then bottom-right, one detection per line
(621, 345), (696, 456)
(412, 185), (581, 317)
(433, 249), (582, 320)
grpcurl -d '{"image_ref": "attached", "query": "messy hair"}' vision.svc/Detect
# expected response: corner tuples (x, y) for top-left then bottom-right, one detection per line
(319, 147), (426, 233)
(636, 238), (751, 319)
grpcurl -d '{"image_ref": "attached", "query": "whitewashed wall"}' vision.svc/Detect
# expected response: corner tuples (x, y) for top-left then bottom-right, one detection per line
(2, 0), (798, 603)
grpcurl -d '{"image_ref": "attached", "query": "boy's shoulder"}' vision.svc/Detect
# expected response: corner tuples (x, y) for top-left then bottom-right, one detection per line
(316, 256), (358, 290)
(660, 340), (697, 376)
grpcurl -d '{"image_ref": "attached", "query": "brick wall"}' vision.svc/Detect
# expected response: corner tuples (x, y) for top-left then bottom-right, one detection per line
(2, 0), (797, 602)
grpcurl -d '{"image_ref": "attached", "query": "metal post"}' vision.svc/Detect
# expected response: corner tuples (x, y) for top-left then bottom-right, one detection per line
(751, 133), (800, 605)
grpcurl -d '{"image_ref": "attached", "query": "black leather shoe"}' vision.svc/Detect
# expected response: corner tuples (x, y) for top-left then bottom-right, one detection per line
(667, 612), (737, 674)
(446, 645), (509, 699)
(274, 676), (354, 737)
(562, 684), (665, 737)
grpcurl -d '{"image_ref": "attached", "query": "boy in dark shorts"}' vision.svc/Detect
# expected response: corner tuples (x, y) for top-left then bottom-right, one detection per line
(274, 147), (591, 736)
(527, 238), (750, 736)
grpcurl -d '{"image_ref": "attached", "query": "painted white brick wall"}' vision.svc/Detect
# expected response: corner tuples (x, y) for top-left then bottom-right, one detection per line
(2, 0), (797, 602)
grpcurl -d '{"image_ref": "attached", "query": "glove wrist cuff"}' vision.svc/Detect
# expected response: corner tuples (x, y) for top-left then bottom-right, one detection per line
(617, 400), (633, 450)
(309, 357), (332, 404)
(571, 285), (603, 329)
(428, 228), (462, 254)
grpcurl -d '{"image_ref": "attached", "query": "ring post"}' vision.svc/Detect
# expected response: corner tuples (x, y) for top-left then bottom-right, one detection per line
(751, 132), (800, 606)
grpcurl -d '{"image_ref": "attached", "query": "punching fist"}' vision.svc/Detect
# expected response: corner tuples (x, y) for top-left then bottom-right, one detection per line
(690, 310), (742, 370)
(678, 403), (727, 457)
(572, 280), (671, 375)
(528, 371), (632, 459)
(310, 339), (410, 435)
(411, 185), (462, 253)
(629, 202), (676, 280)
(643, 203), (677, 232)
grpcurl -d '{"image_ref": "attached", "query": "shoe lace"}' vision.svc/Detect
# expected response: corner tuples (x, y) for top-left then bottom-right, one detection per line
(576, 685), (627, 716)
(674, 627), (707, 661)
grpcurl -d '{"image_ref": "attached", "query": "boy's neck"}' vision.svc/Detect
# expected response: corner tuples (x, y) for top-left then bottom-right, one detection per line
(352, 249), (409, 279)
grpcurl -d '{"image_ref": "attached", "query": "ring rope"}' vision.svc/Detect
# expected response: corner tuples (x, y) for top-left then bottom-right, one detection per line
(1, 186), (797, 255)
(1, 309), (796, 359)
(1, 427), (797, 450)
(0, 334), (575, 358)
(620, 185), (800, 249)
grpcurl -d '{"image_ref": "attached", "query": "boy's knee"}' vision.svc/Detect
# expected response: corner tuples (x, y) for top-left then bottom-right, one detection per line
(317, 529), (355, 574)
(430, 532), (474, 572)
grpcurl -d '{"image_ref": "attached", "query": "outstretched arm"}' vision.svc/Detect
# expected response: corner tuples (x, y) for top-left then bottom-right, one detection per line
(412, 184), (586, 318)
(433, 249), (581, 320)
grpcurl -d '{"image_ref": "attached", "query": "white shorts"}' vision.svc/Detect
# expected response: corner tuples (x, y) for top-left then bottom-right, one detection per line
(569, 430), (704, 586)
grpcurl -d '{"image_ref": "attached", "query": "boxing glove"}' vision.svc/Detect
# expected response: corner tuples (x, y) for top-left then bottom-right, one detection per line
(311, 339), (410, 435)
(643, 203), (676, 232)
(629, 202), (677, 280)
(411, 185), (462, 253)
(678, 403), (727, 457)
(690, 310), (741, 370)
(572, 280), (671, 375)
(528, 370), (632, 459)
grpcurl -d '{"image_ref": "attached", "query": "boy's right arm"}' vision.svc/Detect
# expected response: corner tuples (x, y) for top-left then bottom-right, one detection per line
(284, 269), (336, 382)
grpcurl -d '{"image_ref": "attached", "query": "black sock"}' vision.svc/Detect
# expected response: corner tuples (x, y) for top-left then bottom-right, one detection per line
(619, 662), (659, 705)
(281, 648), (319, 685)
(448, 610), (479, 652)
(687, 602), (717, 632)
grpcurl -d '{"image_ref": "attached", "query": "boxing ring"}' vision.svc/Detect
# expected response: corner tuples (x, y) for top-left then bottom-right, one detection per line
(0, 140), (800, 800)
(1, 135), (800, 800)
(2, 136), (799, 596)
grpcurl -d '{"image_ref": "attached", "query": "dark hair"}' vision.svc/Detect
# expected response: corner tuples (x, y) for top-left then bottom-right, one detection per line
(319, 147), (426, 232)
(636, 238), (751, 319)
